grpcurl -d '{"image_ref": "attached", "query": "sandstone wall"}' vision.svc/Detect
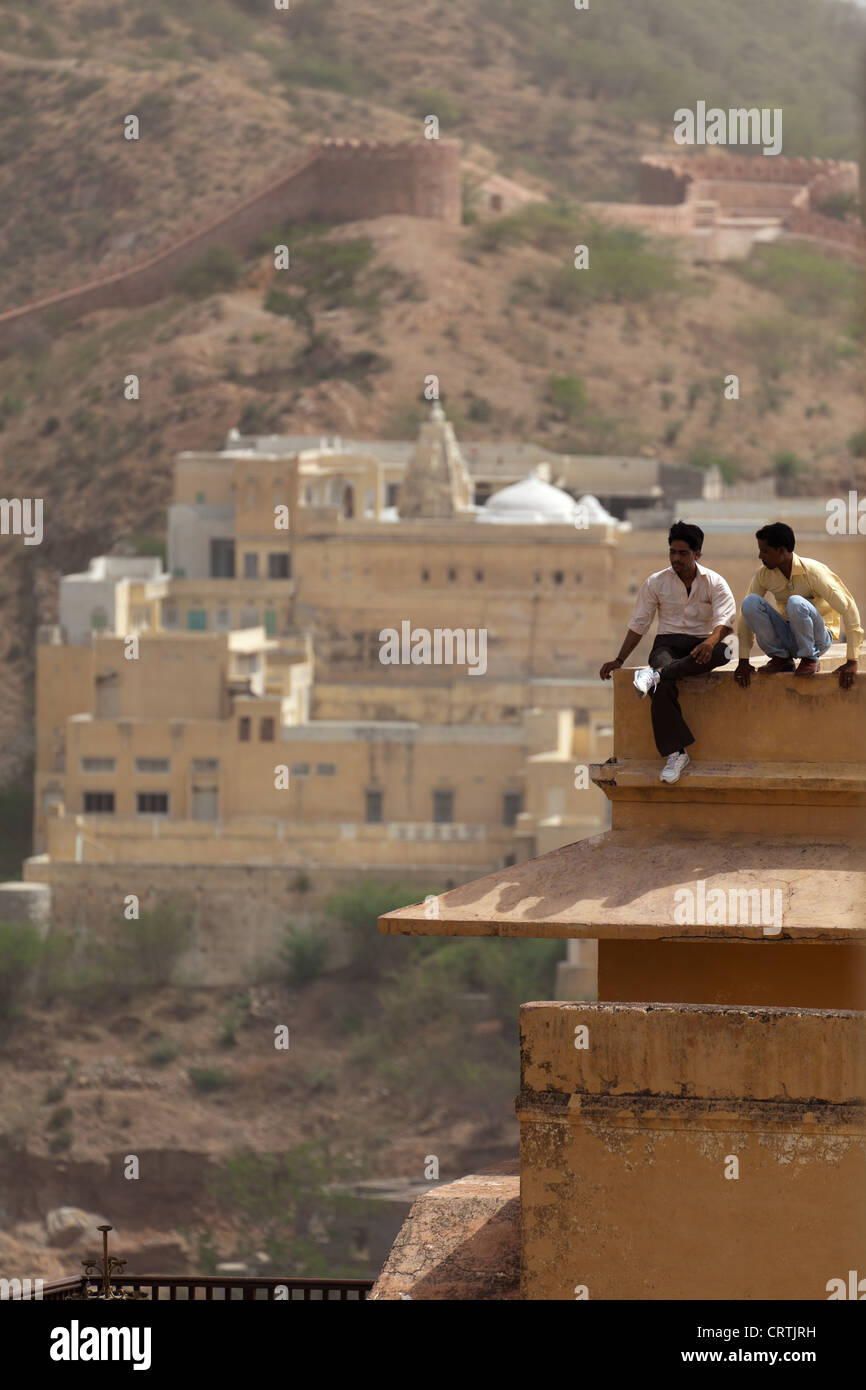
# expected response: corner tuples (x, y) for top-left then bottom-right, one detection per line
(0, 140), (461, 353)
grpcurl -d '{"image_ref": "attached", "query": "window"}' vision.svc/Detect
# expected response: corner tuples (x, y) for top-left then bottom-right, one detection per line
(575, 573), (583, 584)
(238, 717), (251, 742)
(316, 763), (336, 776)
(421, 568), (430, 583)
(243, 553), (260, 579)
(214, 609), (232, 631)
(162, 602), (179, 630)
(192, 758), (220, 773)
(268, 553), (290, 580)
(196, 491), (206, 504)
(137, 792), (169, 815)
(264, 609), (276, 637)
(503, 792), (523, 827)
(240, 609), (260, 629)
(365, 789), (383, 824)
(210, 539), (235, 579)
(135, 758), (170, 774)
(433, 790), (453, 824)
(191, 787), (218, 821)
(187, 609), (207, 631)
(475, 569), (484, 582)
(386, 483), (399, 508)
(260, 717), (275, 742)
(448, 568), (457, 582)
(290, 763), (310, 777)
(80, 757), (116, 773)
(83, 791), (114, 814)
(553, 571), (564, 585)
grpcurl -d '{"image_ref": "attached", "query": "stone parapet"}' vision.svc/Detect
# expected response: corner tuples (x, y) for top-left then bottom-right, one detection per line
(518, 1002), (865, 1299)
(369, 1162), (519, 1300)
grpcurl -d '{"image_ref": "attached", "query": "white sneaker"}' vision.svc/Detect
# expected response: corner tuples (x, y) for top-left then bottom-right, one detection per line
(660, 751), (690, 784)
(633, 667), (660, 698)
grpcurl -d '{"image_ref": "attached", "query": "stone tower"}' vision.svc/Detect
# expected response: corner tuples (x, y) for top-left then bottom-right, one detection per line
(399, 402), (473, 519)
(372, 648), (866, 1299)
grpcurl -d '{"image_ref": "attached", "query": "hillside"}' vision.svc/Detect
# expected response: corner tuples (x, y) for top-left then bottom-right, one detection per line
(0, 885), (557, 1278)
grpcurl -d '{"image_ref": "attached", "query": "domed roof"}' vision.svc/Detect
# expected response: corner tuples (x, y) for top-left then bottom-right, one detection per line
(575, 493), (619, 525)
(479, 475), (581, 524)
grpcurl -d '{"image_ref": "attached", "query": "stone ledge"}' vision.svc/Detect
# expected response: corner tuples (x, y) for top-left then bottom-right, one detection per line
(368, 1162), (519, 1300)
(379, 829), (866, 940)
(591, 758), (866, 796)
(519, 1002), (866, 1105)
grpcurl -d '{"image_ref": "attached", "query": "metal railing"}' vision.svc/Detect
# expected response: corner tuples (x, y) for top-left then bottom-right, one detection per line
(25, 1274), (372, 1302)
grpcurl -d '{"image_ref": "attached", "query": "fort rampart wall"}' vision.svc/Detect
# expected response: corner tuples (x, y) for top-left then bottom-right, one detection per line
(0, 140), (461, 353)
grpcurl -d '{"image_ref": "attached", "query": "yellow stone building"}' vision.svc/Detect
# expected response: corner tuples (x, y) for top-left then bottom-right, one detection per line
(27, 405), (865, 992)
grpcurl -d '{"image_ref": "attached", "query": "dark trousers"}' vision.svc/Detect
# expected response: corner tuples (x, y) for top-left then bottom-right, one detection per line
(647, 633), (730, 757)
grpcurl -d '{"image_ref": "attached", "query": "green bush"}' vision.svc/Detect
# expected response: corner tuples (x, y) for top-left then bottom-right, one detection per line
(189, 1066), (231, 1093)
(407, 88), (463, 125)
(47, 1106), (73, 1131)
(0, 920), (43, 1021)
(732, 245), (859, 318)
(322, 880), (444, 978)
(546, 230), (681, 307)
(814, 192), (861, 221)
(275, 54), (383, 99)
(547, 375), (588, 420)
(112, 902), (193, 991)
(148, 1040), (180, 1066)
(471, 199), (575, 255)
(689, 446), (742, 485)
(279, 927), (329, 986)
(49, 1131), (72, 1154)
(199, 1142), (364, 1275)
(467, 396), (493, 422)
(733, 316), (806, 379)
(847, 430), (866, 458)
(133, 89), (175, 136)
(772, 451), (806, 480)
(174, 244), (242, 299)
(303, 1066), (338, 1094)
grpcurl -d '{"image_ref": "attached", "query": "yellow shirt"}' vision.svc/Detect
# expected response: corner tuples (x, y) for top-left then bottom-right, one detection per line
(737, 553), (863, 660)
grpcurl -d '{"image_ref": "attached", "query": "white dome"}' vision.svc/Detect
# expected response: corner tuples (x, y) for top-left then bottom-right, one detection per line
(479, 475), (581, 524)
(575, 493), (619, 525)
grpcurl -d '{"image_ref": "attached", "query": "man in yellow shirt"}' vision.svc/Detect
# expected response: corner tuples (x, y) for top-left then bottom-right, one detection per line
(734, 522), (861, 690)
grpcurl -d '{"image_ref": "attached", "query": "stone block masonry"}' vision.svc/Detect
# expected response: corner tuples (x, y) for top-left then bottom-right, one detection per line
(0, 140), (461, 353)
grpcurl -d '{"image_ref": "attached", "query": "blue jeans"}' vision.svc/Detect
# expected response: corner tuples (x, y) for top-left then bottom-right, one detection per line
(740, 594), (832, 661)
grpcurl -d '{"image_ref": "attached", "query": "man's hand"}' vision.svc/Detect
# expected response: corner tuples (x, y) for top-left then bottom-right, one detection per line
(599, 659), (622, 681)
(837, 659), (857, 691)
(734, 658), (752, 689)
(690, 638), (716, 665)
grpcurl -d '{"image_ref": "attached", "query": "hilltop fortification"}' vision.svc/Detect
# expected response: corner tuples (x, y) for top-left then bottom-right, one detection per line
(0, 139), (461, 353)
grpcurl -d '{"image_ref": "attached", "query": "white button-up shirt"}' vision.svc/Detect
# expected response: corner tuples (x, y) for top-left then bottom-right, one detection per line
(628, 563), (736, 639)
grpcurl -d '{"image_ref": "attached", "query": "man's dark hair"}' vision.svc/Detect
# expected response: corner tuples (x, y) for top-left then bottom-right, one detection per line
(668, 520), (704, 552)
(755, 521), (795, 551)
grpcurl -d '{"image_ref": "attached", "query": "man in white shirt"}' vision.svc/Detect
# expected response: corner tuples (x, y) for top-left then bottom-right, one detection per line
(599, 521), (736, 783)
